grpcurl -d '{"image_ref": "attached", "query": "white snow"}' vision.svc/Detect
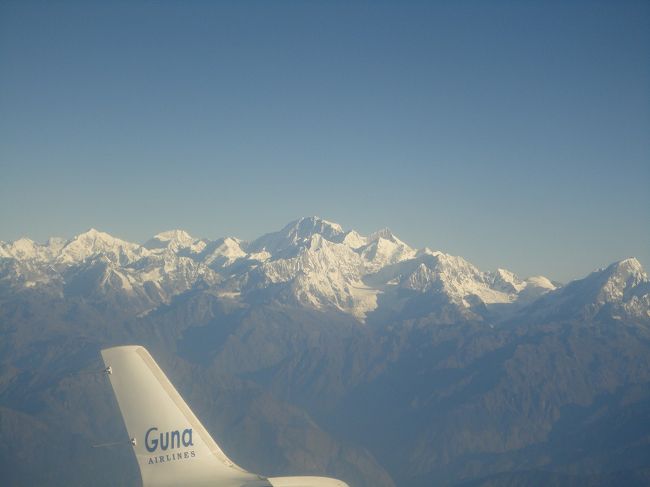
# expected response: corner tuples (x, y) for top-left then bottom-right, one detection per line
(203, 237), (246, 267)
(145, 229), (206, 253)
(56, 228), (146, 265)
(596, 258), (647, 304)
(341, 230), (368, 249)
(2, 217), (642, 323)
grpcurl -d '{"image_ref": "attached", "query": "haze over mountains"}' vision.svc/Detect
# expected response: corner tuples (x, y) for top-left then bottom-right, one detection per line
(1, 217), (649, 486)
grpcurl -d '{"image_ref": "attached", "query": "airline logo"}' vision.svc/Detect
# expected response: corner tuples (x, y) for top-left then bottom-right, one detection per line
(144, 427), (196, 465)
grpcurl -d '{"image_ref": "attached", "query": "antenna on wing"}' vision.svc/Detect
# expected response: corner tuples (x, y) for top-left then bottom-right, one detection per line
(92, 437), (136, 448)
(71, 365), (113, 377)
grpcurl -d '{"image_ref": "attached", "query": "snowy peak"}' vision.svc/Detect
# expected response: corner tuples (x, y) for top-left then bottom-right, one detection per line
(155, 229), (193, 241)
(595, 258), (647, 303)
(57, 229), (146, 266)
(250, 232), (376, 320)
(280, 216), (344, 243)
(359, 231), (415, 272)
(525, 258), (649, 321)
(146, 229), (193, 247)
(341, 230), (368, 249)
(144, 229), (206, 253)
(490, 268), (526, 294)
(516, 275), (558, 304)
(0, 236), (68, 263)
(249, 216), (345, 256)
(555, 257), (649, 306)
(1, 219), (646, 324)
(373, 252), (558, 317)
(1, 238), (41, 261)
(201, 237), (246, 268)
(525, 275), (556, 289)
(368, 227), (401, 244)
(604, 257), (646, 280)
(399, 253), (490, 300)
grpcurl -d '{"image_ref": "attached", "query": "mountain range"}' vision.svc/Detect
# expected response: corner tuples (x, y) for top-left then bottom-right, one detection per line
(1, 217), (649, 486)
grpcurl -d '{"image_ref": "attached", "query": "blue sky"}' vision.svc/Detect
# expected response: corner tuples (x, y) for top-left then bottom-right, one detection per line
(1, 0), (648, 282)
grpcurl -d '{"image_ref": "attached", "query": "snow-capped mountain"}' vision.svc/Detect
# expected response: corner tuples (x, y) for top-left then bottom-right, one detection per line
(525, 257), (650, 321)
(4, 220), (649, 487)
(248, 216), (345, 257)
(1, 217), (647, 323)
(0, 236), (66, 263)
(56, 228), (146, 266)
(0, 228), (218, 311)
(358, 228), (416, 273)
(245, 232), (377, 319)
(144, 229), (207, 254)
(200, 237), (248, 269)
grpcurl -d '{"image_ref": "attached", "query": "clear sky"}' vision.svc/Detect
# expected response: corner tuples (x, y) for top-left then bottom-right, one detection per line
(1, 0), (648, 283)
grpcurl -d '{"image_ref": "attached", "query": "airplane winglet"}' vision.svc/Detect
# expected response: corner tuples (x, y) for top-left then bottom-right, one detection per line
(101, 346), (350, 487)
(101, 345), (269, 487)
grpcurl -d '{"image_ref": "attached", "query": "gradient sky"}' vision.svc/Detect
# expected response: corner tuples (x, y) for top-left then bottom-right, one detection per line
(1, 0), (648, 283)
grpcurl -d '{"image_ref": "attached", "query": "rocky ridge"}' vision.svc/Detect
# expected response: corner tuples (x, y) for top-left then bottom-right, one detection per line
(0, 217), (574, 321)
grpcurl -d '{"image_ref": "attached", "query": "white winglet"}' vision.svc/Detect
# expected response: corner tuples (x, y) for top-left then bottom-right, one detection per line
(101, 345), (349, 487)
(101, 345), (268, 486)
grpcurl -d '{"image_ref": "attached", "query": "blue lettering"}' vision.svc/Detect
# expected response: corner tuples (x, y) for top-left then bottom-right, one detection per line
(171, 430), (180, 449)
(182, 429), (193, 447)
(145, 427), (159, 453)
(144, 427), (193, 453)
(160, 431), (169, 451)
